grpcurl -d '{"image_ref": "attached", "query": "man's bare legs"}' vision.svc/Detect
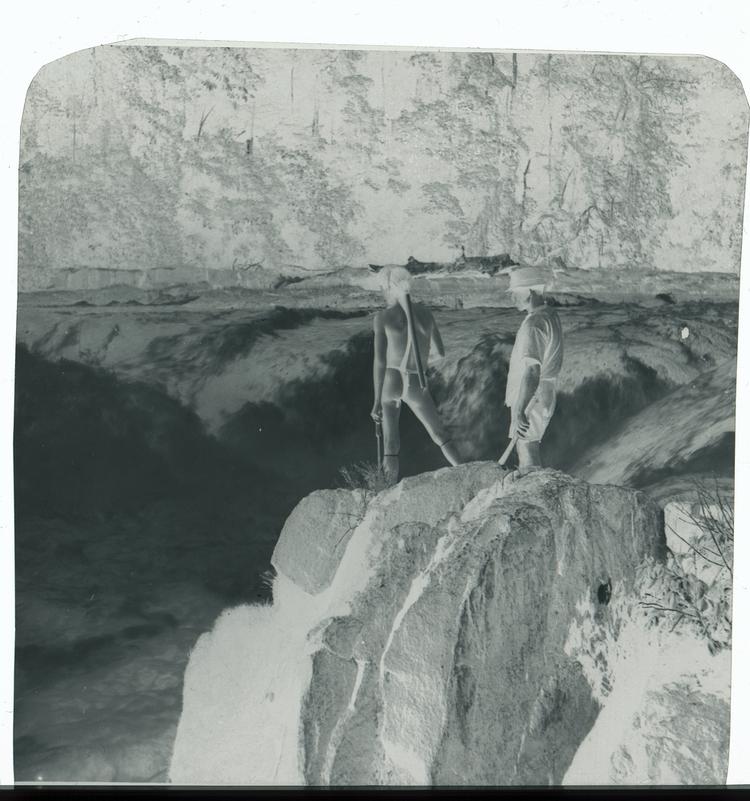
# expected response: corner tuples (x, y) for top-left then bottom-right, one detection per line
(516, 439), (541, 473)
(381, 399), (401, 484)
(405, 383), (461, 466)
(502, 439), (542, 486)
(440, 440), (462, 466)
(380, 369), (460, 484)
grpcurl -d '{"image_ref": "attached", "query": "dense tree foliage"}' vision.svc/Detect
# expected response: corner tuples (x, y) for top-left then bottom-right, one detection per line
(18, 47), (748, 287)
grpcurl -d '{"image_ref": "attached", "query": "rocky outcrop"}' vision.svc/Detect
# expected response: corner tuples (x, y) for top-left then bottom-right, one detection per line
(170, 464), (678, 785)
(270, 488), (369, 595)
(565, 622), (731, 785)
(573, 358), (736, 488)
(563, 500), (732, 785)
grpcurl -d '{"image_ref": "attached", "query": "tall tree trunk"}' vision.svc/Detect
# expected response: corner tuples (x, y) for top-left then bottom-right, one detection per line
(547, 54), (553, 197)
(381, 58), (386, 116)
(101, 120), (110, 168)
(519, 158), (532, 233)
(506, 53), (519, 114)
(381, 58), (388, 143)
(312, 70), (320, 138)
(91, 48), (98, 108)
(243, 101), (257, 156)
(473, 210), (490, 257)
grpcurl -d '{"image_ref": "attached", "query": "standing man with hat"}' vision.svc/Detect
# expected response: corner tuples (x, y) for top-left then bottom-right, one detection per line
(502, 265), (563, 478)
(370, 265), (461, 485)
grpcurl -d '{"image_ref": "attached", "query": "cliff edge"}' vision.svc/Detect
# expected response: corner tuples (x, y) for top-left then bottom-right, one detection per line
(169, 464), (729, 785)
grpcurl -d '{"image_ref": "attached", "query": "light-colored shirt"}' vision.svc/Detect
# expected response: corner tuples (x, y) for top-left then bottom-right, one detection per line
(505, 305), (563, 407)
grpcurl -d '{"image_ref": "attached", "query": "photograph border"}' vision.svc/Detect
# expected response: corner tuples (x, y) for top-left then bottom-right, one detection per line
(2, 0), (749, 786)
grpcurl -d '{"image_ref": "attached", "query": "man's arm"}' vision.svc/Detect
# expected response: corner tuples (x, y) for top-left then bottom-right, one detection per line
(511, 361), (541, 438)
(510, 318), (546, 438)
(371, 312), (387, 421)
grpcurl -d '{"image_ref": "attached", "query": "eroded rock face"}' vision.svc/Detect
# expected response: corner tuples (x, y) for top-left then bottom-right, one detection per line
(563, 589), (731, 785)
(301, 470), (664, 785)
(563, 483), (732, 786)
(170, 465), (666, 785)
(271, 489), (369, 595)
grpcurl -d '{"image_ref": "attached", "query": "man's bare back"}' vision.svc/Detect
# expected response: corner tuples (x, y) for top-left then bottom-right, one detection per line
(378, 301), (437, 374)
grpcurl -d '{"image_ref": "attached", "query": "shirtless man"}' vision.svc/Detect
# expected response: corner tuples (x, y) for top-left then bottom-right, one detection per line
(503, 265), (563, 478)
(370, 266), (460, 483)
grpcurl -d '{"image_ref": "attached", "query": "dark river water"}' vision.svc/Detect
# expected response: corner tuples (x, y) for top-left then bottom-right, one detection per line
(13, 299), (736, 781)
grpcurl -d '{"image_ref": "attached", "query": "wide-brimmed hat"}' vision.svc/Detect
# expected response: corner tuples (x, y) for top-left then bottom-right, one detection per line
(378, 264), (413, 294)
(507, 265), (546, 293)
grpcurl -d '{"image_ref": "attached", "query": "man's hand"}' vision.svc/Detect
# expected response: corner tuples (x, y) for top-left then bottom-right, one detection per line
(370, 401), (382, 423)
(511, 409), (530, 439)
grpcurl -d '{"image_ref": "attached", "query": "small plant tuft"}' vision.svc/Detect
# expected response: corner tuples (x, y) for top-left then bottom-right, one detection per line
(338, 461), (391, 494)
(260, 568), (277, 594)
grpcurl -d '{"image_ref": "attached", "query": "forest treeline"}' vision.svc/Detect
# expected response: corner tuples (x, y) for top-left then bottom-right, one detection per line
(19, 48), (748, 286)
